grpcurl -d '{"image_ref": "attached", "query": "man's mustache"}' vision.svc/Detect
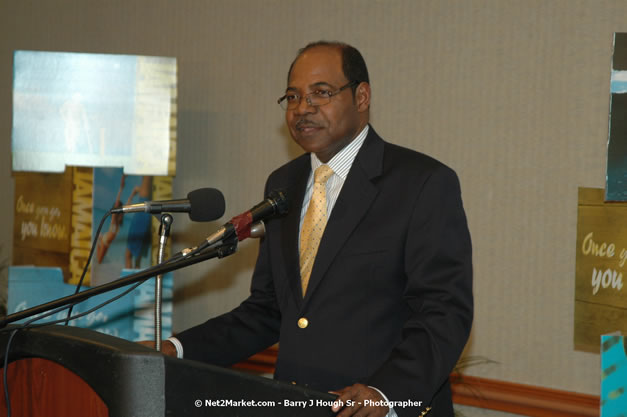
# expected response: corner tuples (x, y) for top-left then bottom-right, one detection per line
(295, 119), (320, 129)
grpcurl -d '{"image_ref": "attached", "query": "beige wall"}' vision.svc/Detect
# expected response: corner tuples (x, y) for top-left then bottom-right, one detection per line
(1, 0), (623, 406)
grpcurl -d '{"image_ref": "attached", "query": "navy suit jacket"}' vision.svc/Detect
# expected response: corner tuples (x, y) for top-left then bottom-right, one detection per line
(177, 126), (473, 417)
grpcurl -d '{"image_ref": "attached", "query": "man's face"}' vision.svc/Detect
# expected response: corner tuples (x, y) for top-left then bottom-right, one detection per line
(285, 46), (369, 163)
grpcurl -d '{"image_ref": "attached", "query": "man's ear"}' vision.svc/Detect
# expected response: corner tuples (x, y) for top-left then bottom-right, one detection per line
(355, 82), (371, 113)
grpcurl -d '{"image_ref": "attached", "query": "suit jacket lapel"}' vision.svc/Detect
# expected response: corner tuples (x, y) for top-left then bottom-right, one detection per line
(302, 128), (385, 306)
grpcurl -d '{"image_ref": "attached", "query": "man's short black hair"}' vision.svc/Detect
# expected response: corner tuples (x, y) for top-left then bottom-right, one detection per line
(287, 41), (370, 95)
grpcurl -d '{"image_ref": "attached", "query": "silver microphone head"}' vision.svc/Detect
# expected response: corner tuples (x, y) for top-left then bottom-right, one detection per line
(249, 221), (266, 239)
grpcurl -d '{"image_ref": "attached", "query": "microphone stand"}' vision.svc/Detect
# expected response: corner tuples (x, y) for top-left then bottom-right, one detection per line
(0, 237), (238, 329)
(154, 213), (173, 352)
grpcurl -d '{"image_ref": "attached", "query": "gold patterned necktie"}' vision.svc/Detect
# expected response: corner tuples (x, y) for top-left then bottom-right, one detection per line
(300, 165), (334, 297)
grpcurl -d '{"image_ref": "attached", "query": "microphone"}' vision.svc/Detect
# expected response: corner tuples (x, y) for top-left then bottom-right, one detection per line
(111, 188), (225, 222)
(183, 190), (288, 256)
(230, 189), (289, 240)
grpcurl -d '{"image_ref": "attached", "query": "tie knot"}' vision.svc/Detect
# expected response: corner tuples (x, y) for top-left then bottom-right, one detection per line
(314, 165), (334, 184)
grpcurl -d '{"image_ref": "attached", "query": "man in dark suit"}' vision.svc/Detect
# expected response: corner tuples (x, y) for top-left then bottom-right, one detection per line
(159, 41), (473, 417)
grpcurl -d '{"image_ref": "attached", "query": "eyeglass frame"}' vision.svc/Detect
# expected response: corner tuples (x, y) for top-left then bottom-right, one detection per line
(277, 80), (359, 110)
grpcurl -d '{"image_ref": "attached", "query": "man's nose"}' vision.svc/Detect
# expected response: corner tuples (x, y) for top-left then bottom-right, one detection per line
(293, 95), (315, 115)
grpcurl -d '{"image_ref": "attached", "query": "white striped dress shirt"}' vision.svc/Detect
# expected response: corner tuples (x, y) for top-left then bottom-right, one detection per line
(299, 125), (369, 236)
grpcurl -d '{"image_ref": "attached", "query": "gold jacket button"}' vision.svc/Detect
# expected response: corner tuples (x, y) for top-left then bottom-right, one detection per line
(297, 317), (309, 328)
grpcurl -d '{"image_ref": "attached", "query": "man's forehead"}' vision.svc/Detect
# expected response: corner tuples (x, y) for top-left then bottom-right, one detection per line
(288, 46), (344, 86)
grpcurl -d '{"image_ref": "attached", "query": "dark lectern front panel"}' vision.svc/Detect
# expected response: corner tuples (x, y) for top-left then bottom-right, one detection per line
(0, 326), (335, 416)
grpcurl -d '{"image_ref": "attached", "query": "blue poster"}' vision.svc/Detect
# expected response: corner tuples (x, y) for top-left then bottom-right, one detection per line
(92, 167), (153, 286)
(601, 335), (627, 416)
(7, 266), (172, 342)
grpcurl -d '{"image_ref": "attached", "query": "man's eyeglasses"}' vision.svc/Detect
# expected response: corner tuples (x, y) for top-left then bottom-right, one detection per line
(277, 81), (358, 111)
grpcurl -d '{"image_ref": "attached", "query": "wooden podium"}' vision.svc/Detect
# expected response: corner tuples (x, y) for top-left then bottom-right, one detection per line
(0, 325), (335, 417)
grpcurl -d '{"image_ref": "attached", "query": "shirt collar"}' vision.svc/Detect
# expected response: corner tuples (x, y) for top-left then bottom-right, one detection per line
(310, 125), (369, 180)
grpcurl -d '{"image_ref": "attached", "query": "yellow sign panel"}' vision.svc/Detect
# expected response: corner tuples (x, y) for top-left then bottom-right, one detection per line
(12, 168), (73, 280)
(575, 187), (627, 352)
